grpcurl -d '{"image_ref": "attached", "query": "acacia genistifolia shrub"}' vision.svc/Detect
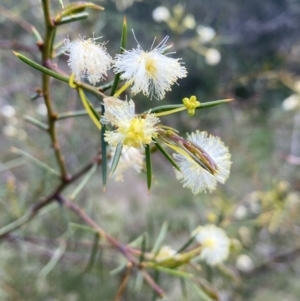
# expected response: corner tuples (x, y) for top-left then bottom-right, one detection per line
(1, 1), (238, 300)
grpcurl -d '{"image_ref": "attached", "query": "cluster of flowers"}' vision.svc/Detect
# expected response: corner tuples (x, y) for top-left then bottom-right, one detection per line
(152, 5), (221, 66)
(64, 34), (231, 194)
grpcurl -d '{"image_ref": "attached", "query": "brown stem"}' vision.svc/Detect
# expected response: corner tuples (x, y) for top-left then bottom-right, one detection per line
(32, 154), (101, 213)
(60, 196), (137, 263)
(113, 264), (132, 301)
(41, 0), (68, 181)
(60, 197), (166, 297)
(141, 269), (165, 298)
(0, 153), (102, 239)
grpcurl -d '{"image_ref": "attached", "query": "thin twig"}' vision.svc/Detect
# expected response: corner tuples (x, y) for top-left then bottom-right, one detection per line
(32, 154), (102, 213)
(0, 152), (102, 238)
(60, 197), (166, 297)
(141, 269), (165, 298)
(41, 0), (68, 181)
(60, 196), (137, 263)
(113, 264), (132, 301)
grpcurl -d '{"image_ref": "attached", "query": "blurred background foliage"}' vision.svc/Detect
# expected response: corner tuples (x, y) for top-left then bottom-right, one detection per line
(1, 0), (300, 300)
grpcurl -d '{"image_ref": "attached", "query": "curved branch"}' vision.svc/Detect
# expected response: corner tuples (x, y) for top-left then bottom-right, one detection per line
(0, 152), (102, 238)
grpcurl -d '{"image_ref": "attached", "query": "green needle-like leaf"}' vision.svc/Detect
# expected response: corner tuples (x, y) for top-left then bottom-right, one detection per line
(84, 232), (100, 272)
(69, 164), (97, 201)
(57, 12), (89, 25)
(13, 52), (103, 97)
(153, 138), (180, 170)
(152, 270), (160, 301)
(151, 222), (169, 255)
(197, 98), (233, 109)
(0, 158), (25, 173)
(128, 234), (145, 247)
(14, 51), (69, 82)
(134, 272), (144, 293)
(189, 282), (215, 301)
(57, 107), (102, 120)
(145, 144), (152, 191)
(149, 99), (232, 114)
(38, 239), (67, 278)
(176, 235), (196, 254)
(110, 263), (127, 275)
(0, 211), (32, 237)
(139, 233), (147, 264)
(55, 2), (104, 23)
(121, 16), (128, 50)
(109, 143), (123, 178)
(110, 16), (127, 96)
(11, 147), (60, 177)
(150, 265), (193, 279)
(31, 26), (43, 43)
(24, 115), (49, 131)
(69, 222), (98, 234)
(149, 104), (182, 114)
(99, 80), (114, 93)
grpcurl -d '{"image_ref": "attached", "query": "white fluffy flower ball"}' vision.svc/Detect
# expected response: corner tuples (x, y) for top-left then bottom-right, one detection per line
(103, 99), (160, 148)
(114, 36), (187, 100)
(152, 6), (171, 22)
(196, 25), (216, 43)
(194, 224), (230, 266)
(0, 105), (16, 118)
(282, 94), (300, 111)
(110, 146), (144, 182)
(173, 131), (231, 194)
(205, 48), (221, 66)
(64, 36), (112, 85)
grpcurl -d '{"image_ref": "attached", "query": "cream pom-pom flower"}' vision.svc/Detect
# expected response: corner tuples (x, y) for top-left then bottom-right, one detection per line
(64, 36), (113, 85)
(102, 99), (160, 148)
(282, 94), (300, 111)
(152, 6), (171, 22)
(155, 246), (177, 262)
(114, 35), (187, 100)
(102, 96), (124, 125)
(196, 25), (216, 44)
(110, 146), (144, 182)
(193, 224), (230, 266)
(205, 48), (221, 66)
(173, 131), (231, 194)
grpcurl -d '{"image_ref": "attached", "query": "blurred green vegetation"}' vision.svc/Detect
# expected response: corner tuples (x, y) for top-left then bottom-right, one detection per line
(1, 0), (300, 300)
